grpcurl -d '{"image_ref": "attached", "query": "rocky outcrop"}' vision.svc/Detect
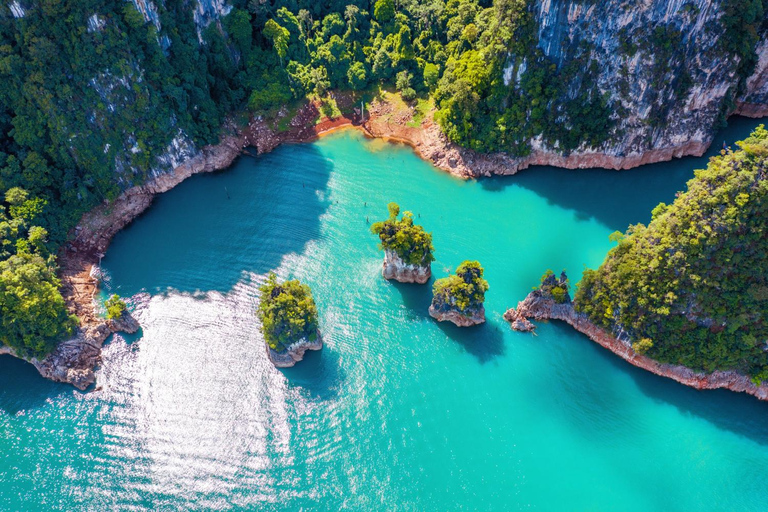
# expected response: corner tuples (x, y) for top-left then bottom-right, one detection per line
(507, 290), (768, 401)
(381, 250), (431, 284)
(429, 305), (485, 327)
(266, 333), (324, 368)
(0, 310), (140, 390)
(503, 307), (536, 332)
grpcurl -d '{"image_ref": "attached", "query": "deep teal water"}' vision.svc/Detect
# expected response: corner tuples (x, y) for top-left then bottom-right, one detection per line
(2, 118), (768, 510)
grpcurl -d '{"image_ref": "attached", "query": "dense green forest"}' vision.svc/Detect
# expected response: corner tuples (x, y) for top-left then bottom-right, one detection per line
(0, 0), (764, 357)
(574, 126), (768, 381)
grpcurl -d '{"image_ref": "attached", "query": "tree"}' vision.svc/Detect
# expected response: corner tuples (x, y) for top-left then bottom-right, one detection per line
(105, 294), (127, 320)
(431, 261), (489, 314)
(257, 273), (319, 352)
(371, 202), (435, 266)
(347, 61), (368, 90)
(423, 62), (440, 90)
(263, 19), (290, 66)
(374, 0), (396, 23)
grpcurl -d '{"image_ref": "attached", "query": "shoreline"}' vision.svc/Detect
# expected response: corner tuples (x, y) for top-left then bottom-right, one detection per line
(507, 291), (768, 402)
(13, 94), (768, 389)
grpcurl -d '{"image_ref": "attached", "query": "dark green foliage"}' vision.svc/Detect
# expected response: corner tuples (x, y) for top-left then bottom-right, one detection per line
(371, 202), (435, 266)
(257, 273), (319, 352)
(720, 0), (767, 81)
(539, 269), (570, 304)
(574, 126), (768, 377)
(432, 260), (489, 314)
(105, 294), (127, 320)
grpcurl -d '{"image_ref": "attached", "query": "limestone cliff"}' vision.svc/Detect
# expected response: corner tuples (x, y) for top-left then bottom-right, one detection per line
(381, 250), (432, 284)
(525, 0), (768, 162)
(266, 332), (324, 368)
(428, 305), (486, 327)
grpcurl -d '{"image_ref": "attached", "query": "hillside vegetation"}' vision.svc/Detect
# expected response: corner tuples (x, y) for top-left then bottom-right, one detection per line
(575, 126), (768, 381)
(0, 0), (764, 355)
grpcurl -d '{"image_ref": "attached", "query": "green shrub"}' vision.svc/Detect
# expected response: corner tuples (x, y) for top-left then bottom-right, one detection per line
(431, 261), (489, 314)
(371, 202), (435, 266)
(257, 274), (319, 352)
(105, 295), (127, 320)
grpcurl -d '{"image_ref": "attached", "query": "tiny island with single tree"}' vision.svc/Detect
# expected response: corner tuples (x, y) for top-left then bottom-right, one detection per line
(429, 261), (489, 327)
(371, 202), (434, 284)
(257, 273), (323, 367)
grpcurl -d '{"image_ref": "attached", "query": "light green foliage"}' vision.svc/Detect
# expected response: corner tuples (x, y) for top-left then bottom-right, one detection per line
(264, 19), (290, 64)
(257, 274), (319, 352)
(432, 261), (489, 314)
(632, 338), (654, 355)
(371, 202), (435, 266)
(575, 126), (768, 376)
(105, 294), (127, 320)
(0, 186), (76, 357)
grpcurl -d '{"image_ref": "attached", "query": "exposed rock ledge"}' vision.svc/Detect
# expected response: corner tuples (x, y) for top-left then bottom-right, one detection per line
(0, 311), (140, 390)
(428, 305), (485, 327)
(266, 332), (324, 368)
(382, 250), (431, 284)
(505, 291), (768, 402)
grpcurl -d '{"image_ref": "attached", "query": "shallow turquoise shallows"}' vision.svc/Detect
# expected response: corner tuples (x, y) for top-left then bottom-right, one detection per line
(3, 118), (768, 511)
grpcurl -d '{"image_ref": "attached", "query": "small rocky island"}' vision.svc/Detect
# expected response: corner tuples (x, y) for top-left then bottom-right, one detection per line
(429, 260), (489, 327)
(257, 273), (322, 367)
(371, 202), (434, 284)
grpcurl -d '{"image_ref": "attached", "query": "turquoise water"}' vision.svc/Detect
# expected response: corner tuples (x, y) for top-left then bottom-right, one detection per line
(3, 118), (768, 510)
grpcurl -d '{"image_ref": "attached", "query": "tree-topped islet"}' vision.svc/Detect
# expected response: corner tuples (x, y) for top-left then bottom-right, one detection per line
(429, 260), (489, 327)
(257, 273), (323, 367)
(371, 202), (435, 284)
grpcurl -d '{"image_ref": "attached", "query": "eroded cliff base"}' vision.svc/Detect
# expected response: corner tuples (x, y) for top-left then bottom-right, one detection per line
(381, 250), (431, 284)
(428, 305), (486, 327)
(266, 332), (324, 368)
(506, 290), (768, 402)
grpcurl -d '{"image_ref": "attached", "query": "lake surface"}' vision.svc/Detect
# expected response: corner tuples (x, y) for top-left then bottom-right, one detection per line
(2, 118), (768, 510)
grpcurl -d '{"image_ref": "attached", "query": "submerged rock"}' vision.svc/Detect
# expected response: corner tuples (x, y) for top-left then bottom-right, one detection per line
(382, 250), (431, 284)
(266, 331), (324, 368)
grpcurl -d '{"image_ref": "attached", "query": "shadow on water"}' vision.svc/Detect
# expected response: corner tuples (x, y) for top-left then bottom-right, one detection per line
(553, 322), (768, 447)
(0, 355), (71, 415)
(102, 144), (334, 296)
(392, 280), (505, 363)
(481, 116), (768, 231)
(280, 347), (346, 401)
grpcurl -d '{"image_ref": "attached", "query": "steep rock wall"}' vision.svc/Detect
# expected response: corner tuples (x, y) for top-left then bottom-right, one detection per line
(528, 0), (767, 158)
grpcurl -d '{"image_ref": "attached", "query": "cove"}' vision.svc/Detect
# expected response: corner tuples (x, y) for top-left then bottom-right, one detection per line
(2, 117), (768, 510)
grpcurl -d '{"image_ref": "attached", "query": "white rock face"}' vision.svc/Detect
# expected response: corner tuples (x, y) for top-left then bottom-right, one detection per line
(381, 250), (431, 284)
(527, 0), (768, 157)
(9, 1), (25, 18)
